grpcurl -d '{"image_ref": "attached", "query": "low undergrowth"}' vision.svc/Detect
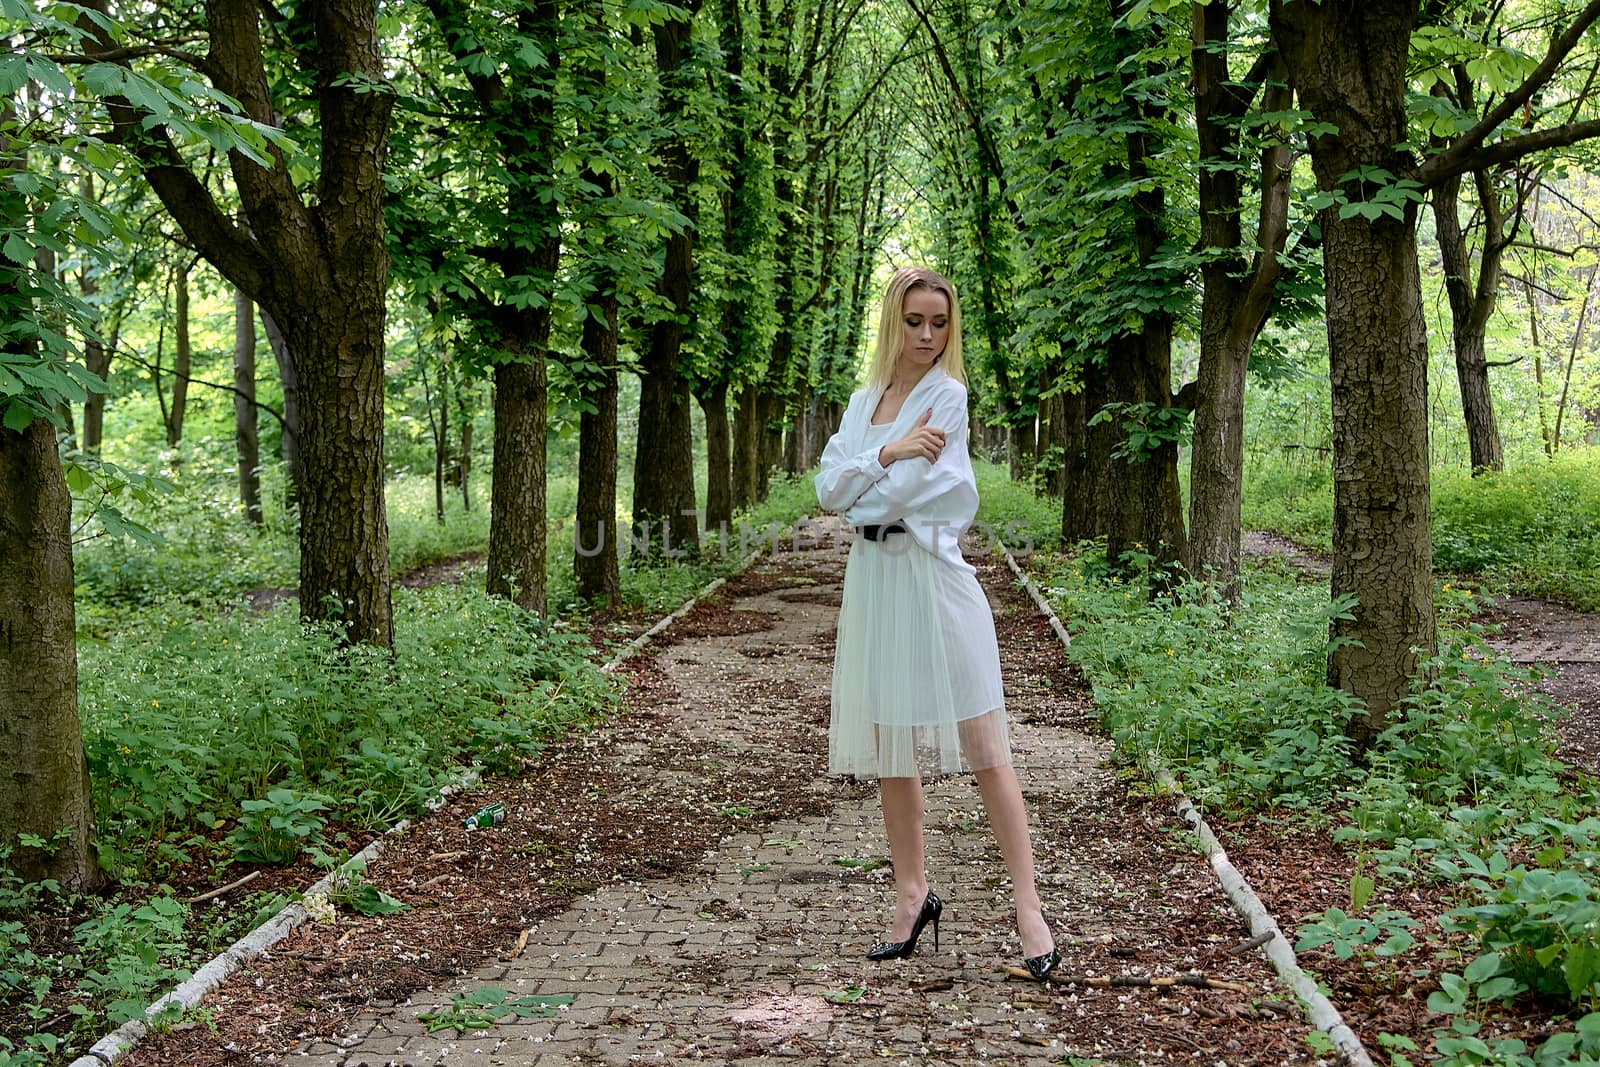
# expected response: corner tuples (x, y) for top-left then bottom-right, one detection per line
(1244, 444), (1600, 613)
(1030, 547), (1600, 1065)
(1431, 449), (1600, 613)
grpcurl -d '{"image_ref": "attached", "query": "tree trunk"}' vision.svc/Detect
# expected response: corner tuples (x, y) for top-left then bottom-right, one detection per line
(1275, 0), (1435, 741)
(1104, 330), (1188, 573)
(759, 391), (784, 501)
(1432, 170), (1505, 473)
(456, 382), (473, 511)
(260, 306), (301, 509)
(701, 381), (733, 530)
(633, 10), (700, 554)
(0, 419), (101, 891)
(280, 293), (393, 645)
(575, 300), (622, 607)
(1061, 356), (1111, 542)
(1188, 324), (1252, 591)
(80, 264), (113, 454)
(1107, 22), (1188, 576)
(785, 380), (810, 475)
(234, 288), (262, 525)
(487, 357), (547, 611)
(1187, 4), (1292, 599)
(732, 383), (761, 510)
(88, 0), (395, 644)
(166, 263), (191, 447)
(1041, 389), (1066, 498)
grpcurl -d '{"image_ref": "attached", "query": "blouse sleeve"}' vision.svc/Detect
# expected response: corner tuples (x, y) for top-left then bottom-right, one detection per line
(847, 382), (970, 517)
(814, 395), (890, 513)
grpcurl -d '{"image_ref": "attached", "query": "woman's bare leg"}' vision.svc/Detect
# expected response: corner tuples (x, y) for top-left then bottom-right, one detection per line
(879, 776), (929, 938)
(974, 763), (1053, 957)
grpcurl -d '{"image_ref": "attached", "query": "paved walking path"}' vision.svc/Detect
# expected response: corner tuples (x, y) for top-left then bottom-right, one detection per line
(279, 539), (1300, 1066)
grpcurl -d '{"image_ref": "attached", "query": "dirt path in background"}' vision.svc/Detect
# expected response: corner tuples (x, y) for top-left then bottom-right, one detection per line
(125, 533), (1318, 1067)
(1242, 531), (1600, 772)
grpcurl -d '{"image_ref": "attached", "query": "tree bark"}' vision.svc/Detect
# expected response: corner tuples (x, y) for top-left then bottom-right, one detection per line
(1432, 166), (1506, 473)
(1188, 3), (1293, 599)
(575, 301), (621, 606)
(1041, 389), (1066, 498)
(234, 288), (262, 524)
(1274, 0), (1436, 741)
(701, 381), (733, 530)
(259, 306), (301, 509)
(0, 419), (101, 891)
(166, 262), (191, 447)
(89, 0), (395, 644)
(1061, 355), (1111, 542)
(732, 383), (762, 510)
(487, 356), (547, 611)
(633, 9), (701, 555)
(1104, 329), (1188, 572)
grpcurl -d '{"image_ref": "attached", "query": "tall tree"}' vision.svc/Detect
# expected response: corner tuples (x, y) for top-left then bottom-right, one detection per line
(401, 0), (564, 613)
(164, 261), (191, 447)
(1187, 2), (1296, 598)
(86, 0), (397, 645)
(1273, 0), (1600, 738)
(0, 90), (102, 891)
(633, 1), (703, 555)
(234, 288), (262, 524)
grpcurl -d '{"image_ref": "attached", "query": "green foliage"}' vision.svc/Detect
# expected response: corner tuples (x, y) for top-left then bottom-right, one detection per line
(80, 582), (618, 875)
(1035, 540), (1600, 1065)
(1294, 906), (1418, 964)
(973, 460), (1064, 554)
(1089, 402), (1193, 463)
(227, 789), (331, 866)
(1, 0), (280, 432)
(1433, 450), (1600, 611)
(1444, 863), (1600, 1006)
(1039, 551), (1360, 812)
(0, 847), (206, 1062)
(417, 986), (575, 1034)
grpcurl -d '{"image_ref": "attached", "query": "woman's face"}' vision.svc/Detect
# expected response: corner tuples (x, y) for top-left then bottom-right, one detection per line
(898, 287), (950, 371)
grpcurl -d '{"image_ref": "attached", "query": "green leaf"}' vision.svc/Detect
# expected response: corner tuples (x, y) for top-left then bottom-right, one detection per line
(1463, 951), (1502, 983)
(343, 883), (408, 916)
(3, 400), (36, 432)
(820, 984), (866, 1004)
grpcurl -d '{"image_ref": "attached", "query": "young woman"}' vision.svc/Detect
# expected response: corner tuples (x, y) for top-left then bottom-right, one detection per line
(814, 266), (1058, 980)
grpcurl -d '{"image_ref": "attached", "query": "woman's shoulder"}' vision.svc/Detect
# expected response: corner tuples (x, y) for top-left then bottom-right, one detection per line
(926, 369), (968, 404)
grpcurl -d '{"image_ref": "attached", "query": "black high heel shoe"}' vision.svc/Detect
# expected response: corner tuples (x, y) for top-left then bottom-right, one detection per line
(866, 891), (942, 961)
(1023, 944), (1060, 981)
(1022, 910), (1059, 980)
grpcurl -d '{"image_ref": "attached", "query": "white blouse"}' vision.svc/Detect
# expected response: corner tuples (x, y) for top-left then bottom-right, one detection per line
(814, 366), (979, 572)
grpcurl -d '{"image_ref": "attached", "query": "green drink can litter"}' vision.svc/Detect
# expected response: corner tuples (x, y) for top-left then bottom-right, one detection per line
(463, 802), (506, 831)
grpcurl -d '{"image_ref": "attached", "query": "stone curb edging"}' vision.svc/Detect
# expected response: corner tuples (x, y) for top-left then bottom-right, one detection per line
(998, 545), (1374, 1067)
(66, 548), (767, 1067)
(1155, 764), (1374, 1067)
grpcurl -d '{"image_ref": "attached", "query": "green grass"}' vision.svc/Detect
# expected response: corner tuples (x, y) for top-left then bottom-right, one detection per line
(1243, 443), (1600, 611)
(1432, 449), (1600, 612)
(973, 459), (1064, 554)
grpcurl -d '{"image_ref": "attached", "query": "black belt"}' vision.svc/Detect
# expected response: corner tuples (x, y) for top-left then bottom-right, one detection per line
(859, 522), (908, 542)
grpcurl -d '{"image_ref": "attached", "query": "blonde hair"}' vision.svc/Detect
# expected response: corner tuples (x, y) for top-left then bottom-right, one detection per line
(867, 267), (966, 390)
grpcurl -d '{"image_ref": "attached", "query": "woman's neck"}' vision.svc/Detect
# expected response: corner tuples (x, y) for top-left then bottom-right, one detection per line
(887, 360), (936, 394)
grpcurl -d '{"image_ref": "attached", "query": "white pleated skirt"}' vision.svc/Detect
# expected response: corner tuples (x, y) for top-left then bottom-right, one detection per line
(829, 533), (1010, 779)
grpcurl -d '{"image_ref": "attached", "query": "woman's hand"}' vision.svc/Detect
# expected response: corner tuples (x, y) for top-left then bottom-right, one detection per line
(878, 408), (945, 466)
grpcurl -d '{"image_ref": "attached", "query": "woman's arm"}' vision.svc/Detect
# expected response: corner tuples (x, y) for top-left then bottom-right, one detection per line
(814, 395), (891, 513)
(848, 384), (970, 517)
